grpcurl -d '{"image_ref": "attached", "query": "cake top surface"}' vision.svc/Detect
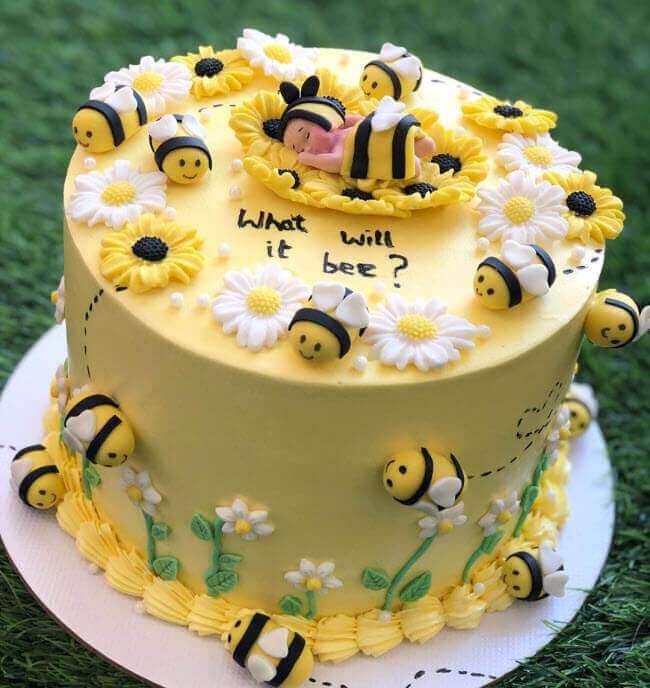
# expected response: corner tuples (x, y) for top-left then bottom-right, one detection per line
(63, 33), (622, 387)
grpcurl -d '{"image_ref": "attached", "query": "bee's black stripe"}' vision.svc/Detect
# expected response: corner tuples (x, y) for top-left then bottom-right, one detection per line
(13, 444), (46, 463)
(80, 101), (125, 147)
(530, 244), (556, 286)
(132, 90), (148, 126)
(233, 613), (270, 668)
(480, 257), (522, 307)
(86, 415), (122, 463)
(18, 465), (59, 506)
(269, 632), (306, 687)
(65, 394), (119, 422)
(414, 65), (423, 92)
(289, 308), (352, 358)
(604, 298), (639, 344)
(350, 114), (373, 179)
(154, 136), (213, 171)
(365, 60), (402, 100)
(396, 447), (434, 506)
(391, 114), (419, 179)
(450, 452), (465, 500)
(509, 551), (545, 601)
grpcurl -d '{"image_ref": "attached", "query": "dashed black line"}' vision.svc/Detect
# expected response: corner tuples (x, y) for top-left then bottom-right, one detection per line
(0, 444), (17, 452)
(561, 249), (603, 275)
(82, 288), (105, 381)
(404, 667), (498, 686)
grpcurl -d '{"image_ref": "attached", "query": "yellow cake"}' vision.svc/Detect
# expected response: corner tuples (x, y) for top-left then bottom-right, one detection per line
(11, 27), (648, 688)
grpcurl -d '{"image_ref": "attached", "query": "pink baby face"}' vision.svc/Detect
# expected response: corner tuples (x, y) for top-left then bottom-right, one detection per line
(283, 119), (317, 153)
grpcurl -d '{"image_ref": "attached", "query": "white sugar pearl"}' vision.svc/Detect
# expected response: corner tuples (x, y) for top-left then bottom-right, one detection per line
(199, 109), (212, 124)
(229, 185), (243, 200)
(455, 126), (468, 137)
(473, 582), (486, 596)
(196, 293), (210, 308)
(570, 246), (586, 265)
(164, 206), (177, 219)
(230, 158), (243, 173)
(378, 610), (392, 623)
(457, 85), (472, 100)
(476, 237), (491, 252)
(477, 324), (491, 339)
(338, 52), (351, 66)
(83, 156), (96, 169)
(372, 281), (387, 297)
(353, 355), (368, 372)
(134, 601), (146, 615)
(217, 242), (232, 258)
(87, 563), (100, 575)
(170, 292), (184, 309)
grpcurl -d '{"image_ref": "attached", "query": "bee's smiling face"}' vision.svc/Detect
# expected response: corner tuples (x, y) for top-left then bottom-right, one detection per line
(72, 109), (114, 153)
(289, 321), (341, 363)
(27, 473), (65, 510)
(585, 301), (635, 348)
(96, 420), (135, 467)
(382, 449), (425, 501)
(566, 401), (591, 436)
(474, 264), (511, 310)
(359, 65), (394, 99)
(503, 554), (534, 599)
(162, 147), (210, 185)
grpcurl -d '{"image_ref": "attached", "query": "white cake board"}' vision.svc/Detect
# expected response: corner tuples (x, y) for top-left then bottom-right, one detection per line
(0, 327), (615, 688)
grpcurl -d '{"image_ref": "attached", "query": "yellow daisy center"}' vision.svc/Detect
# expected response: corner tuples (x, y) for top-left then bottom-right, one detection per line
(132, 71), (164, 93)
(306, 577), (323, 592)
(497, 510), (512, 525)
(523, 145), (554, 167)
(126, 485), (143, 504)
(234, 519), (252, 535)
(397, 314), (437, 341)
(503, 196), (535, 224)
(263, 43), (293, 64)
(101, 181), (137, 206)
(438, 519), (454, 535)
(247, 286), (282, 315)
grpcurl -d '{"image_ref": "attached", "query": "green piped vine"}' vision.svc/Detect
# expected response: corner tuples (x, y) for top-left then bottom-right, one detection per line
(191, 514), (243, 596)
(513, 452), (548, 537)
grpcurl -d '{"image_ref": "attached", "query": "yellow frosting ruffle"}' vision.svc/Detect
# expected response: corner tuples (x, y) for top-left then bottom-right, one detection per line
(356, 609), (404, 657)
(143, 579), (194, 626)
(522, 511), (559, 547)
(56, 491), (97, 538)
(535, 475), (570, 526)
(105, 550), (153, 597)
(76, 521), (122, 569)
(462, 95), (557, 136)
(443, 584), (487, 629)
(188, 595), (243, 636)
(399, 595), (445, 643)
(313, 615), (359, 663)
(471, 560), (513, 613)
(546, 448), (571, 484)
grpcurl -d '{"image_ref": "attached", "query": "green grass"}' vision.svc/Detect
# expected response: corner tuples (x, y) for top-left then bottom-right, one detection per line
(0, 1), (648, 686)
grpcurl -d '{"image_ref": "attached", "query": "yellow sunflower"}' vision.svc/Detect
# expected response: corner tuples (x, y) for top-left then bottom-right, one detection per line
(422, 122), (489, 183)
(372, 163), (476, 212)
(100, 213), (204, 293)
(172, 46), (253, 98)
(544, 170), (625, 244)
(462, 95), (557, 136)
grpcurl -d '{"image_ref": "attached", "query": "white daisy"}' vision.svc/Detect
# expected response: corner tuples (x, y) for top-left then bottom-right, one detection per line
(120, 467), (162, 516)
(418, 502), (467, 539)
(477, 492), (520, 536)
(105, 55), (191, 116)
(237, 28), (316, 81)
(284, 559), (343, 594)
(477, 170), (568, 245)
(212, 263), (310, 352)
(67, 160), (167, 229)
(497, 133), (581, 179)
(364, 295), (484, 372)
(545, 404), (571, 466)
(51, 276), (65, 324)
(54, 363), (69, 414)
(215, 498), (274, 542)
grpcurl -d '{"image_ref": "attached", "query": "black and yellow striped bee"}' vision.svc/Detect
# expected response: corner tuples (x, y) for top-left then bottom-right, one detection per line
(583, 289), (649, 348)
(62, 390), (135, 467)
(383, 447), (466, 511)
(503, 541), (568, 602)
(564, 382), (598, 437)
(10, 444), (65, 510)
(226, 613), (313, 688)
(72, 83), (148, 153)
(360, 43), (423, 101)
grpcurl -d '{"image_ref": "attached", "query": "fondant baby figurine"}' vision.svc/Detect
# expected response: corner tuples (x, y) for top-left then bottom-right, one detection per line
(279, 76), (435, 181)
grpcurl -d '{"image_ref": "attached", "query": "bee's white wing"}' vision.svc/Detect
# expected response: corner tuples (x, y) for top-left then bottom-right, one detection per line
(258, 627), (289, 659)
(181, 113), (206, 139)
(336, 292), (369, 329)
(10, 457), (33, 492)
(427, 476), (462, 508)
(89, 82), (117, 102)
(517, 264), (551, 296)
(311, 282), (346, 312)
(391, 56), (421, 81)
(371, 96), (406, 132)
(543, 570), (569, 598)
(502, 240), (536, 270)
(65, 409), (97, 446)
(148, 114), (179, 142)
(379, 42), (407, 61)
(538, 540), (563, 576)
(246, 654), (277, 683)
(635, 305), (650, 341)
(105, 86), (138, 114)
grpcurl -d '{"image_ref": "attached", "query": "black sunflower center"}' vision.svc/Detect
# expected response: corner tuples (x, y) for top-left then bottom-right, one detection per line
(403, 182), (437, 197)
(341, 187), (373, 201)
(493, 104), (523, 118)
(263, 118), (283, 140)
(566, 190), (597, 217)
(431, 153), (462, 175)
(132, 236), (169, 262)
(278, 168), (301, 189)
(194, 58), (224, 77)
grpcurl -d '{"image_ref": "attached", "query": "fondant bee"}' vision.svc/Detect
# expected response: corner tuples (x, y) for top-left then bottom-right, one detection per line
(383, 447), (466, 512)
(360, 43), (423, 101)
(288, 282), (369, 364)
(226, 613), (313, 688)
(583, 289), (649, 348)
(10, 444), (65, 510)
(62, 390), (135, 467)
(503, 541), (568, 602)
(474, 240), (557, 310)
(72, 83), (147, 153)
(148, 113), (212, 185)
(564, 382), (598, 438)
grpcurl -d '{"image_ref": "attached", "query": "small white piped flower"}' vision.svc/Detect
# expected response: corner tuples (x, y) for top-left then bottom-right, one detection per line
(51, 276), (65, 324)
(215, 498), (274, 541)
(418, 502), (467, 538)
(230, 158), (244, 173)
(237, 28), (316, 82)
(497, 133), (581, 179)
(229, 185), (243, 200)
(477, 492), (520, 536)
(284, 559), (343, 594)
(378, 610), (393, 623)
(67, 160), (167, 229)
(353, 355), (368, 372)
(54, 364), (69, 414)
(545, 404), (571, 466)
(196, 293), (210, 308)
(170, 292), (184, 309)
(87, 562), (100, 575)
(83, 157), (97, 169)
(164, 206), (177, 219)
(217, 242), (232, 258)
(120, 467), (162, 516)
(134, 601), (146, 615)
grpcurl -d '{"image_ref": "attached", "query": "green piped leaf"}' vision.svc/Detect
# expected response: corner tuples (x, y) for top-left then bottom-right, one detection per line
(479, 530), (504, 555)
(153, 556), (180, 581)
(399, 571), (432, 603)
(521, 484), (540, 513)
(191, 513), (214, 541)
(84, 464), (101, 488)
(218, 553), (243, 570)
(205, 569), (239, 594)
(361, 567), (390, 591)
(279, 595), (304, 616)
(151, 522), (171, 541)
